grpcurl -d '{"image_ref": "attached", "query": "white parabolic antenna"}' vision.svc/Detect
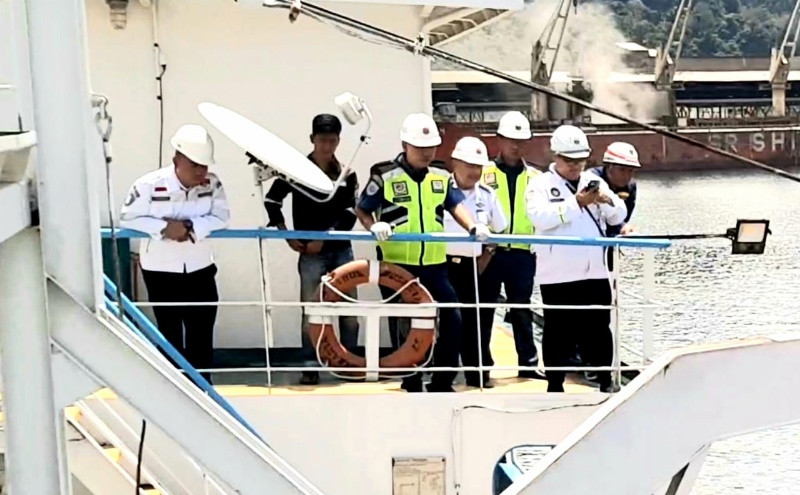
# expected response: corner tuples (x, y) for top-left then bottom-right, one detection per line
(197, 102), (334, 194)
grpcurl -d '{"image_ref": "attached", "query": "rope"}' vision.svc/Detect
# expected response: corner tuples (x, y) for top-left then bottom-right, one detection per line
(267, 0), (800, 184)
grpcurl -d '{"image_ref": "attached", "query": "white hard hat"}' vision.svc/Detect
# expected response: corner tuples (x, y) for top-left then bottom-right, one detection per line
(497, 111), (532, 140)
(451, 136), (491, 167)
(550, 124), (590, 160)
(602, 141), (641, 168)
(400, 113), (441, 147)
(170, 124), (215, 166)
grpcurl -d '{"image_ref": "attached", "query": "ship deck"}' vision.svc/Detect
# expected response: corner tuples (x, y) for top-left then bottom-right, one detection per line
(160, 325), (595, 396)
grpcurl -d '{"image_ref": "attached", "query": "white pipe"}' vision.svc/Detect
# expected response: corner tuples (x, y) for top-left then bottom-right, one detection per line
(26, 0), (105, 309)
(9, 0), (34, 130)
(0, 229), (64, 494)
(642, 249), (656, 362)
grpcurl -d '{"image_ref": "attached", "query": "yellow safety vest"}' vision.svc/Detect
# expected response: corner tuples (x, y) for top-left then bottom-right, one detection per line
(481, 162), (539, 250)
(374, 160), (449, 266)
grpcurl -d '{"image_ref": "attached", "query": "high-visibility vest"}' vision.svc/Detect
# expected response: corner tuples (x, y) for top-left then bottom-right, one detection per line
(374, 160), (449, 266)
(481, 162), (540, 250)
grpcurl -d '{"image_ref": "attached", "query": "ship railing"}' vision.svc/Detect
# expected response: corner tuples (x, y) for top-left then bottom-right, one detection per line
(100, 228), (669, 392)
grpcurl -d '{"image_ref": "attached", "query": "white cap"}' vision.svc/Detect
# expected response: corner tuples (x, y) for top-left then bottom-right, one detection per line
(170, 124), (215, 166)
(400, 113), (442, 147)
(497, 111), (532, 140)
(550, 124), (590, 159)
(602, 141), (641, 168)
(451, 136), (491, 167)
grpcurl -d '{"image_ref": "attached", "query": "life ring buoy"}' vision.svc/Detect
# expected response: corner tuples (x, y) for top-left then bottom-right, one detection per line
(306, 259), (436, 378)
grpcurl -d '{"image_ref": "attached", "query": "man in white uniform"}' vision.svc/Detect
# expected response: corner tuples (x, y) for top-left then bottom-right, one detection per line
(120, 124), (230, 382)
(445, 137), (507, 388)
(525, 125), (627, 393)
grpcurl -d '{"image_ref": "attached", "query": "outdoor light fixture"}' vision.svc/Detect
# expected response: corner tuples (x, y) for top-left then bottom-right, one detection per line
(623, 218), (772, 255)
(106, 0), (129, 30)
(726, 219), (771, 255)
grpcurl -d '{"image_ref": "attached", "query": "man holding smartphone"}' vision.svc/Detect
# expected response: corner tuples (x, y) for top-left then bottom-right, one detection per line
(524, 125), (627, 393)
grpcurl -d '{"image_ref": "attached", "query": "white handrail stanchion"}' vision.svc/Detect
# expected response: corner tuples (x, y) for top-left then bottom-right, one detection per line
(642, 249), (656, 363)
(612, 247), (622, 389)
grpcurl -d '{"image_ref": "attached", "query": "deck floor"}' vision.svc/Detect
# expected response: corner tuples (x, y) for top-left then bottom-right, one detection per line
(206, 325), (598, 396)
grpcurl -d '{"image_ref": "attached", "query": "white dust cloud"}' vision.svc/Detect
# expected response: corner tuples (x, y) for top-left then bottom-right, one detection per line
(438, 0), (665, 123)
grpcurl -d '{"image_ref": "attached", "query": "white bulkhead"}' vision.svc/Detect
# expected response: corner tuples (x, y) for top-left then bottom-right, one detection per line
(82, 0), (518, 349)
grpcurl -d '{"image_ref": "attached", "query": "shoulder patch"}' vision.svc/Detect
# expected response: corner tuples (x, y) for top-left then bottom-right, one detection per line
(365, 180), (381, 196)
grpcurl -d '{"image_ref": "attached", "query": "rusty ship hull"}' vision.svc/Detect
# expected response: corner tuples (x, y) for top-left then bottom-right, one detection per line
(436, 123), (800, 172)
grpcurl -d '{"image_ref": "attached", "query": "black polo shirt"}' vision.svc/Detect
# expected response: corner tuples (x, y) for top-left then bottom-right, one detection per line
(264, 154), (359, 253)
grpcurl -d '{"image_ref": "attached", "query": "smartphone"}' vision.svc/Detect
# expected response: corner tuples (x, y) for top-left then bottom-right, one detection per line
(582, 179), (600, 192)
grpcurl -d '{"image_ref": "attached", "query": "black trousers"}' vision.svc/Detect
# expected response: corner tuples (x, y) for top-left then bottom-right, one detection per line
(141, 264), (219, 381)
(380, 262), (462, 388)
(447, 255), (493, 382)
(540, 278), (613, 391)
(480, 248), (538, 366)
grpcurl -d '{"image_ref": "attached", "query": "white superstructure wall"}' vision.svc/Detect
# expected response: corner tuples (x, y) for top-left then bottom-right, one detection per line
(83, 0), (430, 348)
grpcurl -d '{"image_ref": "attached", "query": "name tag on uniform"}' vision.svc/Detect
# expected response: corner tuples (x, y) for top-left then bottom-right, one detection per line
(197, 191), (213, 198)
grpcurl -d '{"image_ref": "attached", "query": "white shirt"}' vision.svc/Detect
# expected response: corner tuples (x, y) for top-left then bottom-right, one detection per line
(444, 182), (508, 257)
(525, 163), (627, 285)
(120, 167), (230, 273)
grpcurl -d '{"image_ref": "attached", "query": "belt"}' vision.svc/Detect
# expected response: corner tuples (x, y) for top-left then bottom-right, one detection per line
(447, 255), (478, 264)
(496, 246), (531, 252)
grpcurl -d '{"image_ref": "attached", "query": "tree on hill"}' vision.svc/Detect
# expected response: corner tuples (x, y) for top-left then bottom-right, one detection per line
(603, 0), (794, 57)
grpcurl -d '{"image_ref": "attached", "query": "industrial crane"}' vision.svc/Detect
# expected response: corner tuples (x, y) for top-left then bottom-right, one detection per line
(768, 0), (800, 116)
(653, 0), (693, 116)
(529, 0), (576, 121)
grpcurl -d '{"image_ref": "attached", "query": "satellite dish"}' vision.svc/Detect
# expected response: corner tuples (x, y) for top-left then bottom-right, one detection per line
(197, 102), (334, 194)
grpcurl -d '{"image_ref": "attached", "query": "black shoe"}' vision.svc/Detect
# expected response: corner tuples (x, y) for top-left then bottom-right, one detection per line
(547, 382), (565, 393)
(401, 377), (424, 393)
(299, 371), (319, 385)
(465, 373), (495, 388)
(518, 369), (547, 380)
(425, 382), (456, 393)
(600, 382), (621, 393)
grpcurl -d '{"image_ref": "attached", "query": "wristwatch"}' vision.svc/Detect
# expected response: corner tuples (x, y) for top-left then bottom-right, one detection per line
(183, 219), (194, 231)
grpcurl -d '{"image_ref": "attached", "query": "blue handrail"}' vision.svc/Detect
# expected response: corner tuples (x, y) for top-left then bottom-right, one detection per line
(100, 228), (671, 249)
(102, 275), (263, 440)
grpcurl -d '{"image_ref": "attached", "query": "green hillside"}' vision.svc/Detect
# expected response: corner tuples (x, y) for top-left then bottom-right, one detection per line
(610, 0), (795, 57)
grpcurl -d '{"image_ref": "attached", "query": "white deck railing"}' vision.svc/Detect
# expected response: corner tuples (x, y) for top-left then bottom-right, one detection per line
(100, 228), (670, 390)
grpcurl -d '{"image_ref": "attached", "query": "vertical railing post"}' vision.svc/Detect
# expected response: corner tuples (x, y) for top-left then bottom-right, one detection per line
(642, 249), (656, 363)
(612, 246), (622, 389)
(256, 239), (275, 388)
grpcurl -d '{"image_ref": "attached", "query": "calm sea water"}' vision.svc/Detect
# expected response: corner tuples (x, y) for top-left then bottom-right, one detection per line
(516, 168), (800, 494)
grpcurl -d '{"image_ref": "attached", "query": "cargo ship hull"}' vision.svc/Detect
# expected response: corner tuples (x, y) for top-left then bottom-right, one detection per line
(436, 123), (800, 172)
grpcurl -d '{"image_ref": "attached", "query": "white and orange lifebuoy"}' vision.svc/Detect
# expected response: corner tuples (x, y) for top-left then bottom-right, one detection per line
(306, 259), (436, 378)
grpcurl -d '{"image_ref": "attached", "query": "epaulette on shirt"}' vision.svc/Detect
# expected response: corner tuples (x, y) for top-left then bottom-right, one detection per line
(430, 159), (448, 171)
(477, 183), (493, 195)
(369, 160), (396, 176)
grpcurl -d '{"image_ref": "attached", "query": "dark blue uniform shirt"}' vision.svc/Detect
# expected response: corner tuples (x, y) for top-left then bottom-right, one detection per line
(357, 154), (465, 214)
(589, 166), (637, 237)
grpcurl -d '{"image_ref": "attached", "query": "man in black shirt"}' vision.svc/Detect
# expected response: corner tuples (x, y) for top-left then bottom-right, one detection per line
(264, 114), (360, 385)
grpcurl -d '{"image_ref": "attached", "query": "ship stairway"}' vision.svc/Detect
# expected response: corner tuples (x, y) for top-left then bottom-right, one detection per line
(13, 259), (326, 495)
(57, 269), (324, 495)
(502, 335), (800, 495)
